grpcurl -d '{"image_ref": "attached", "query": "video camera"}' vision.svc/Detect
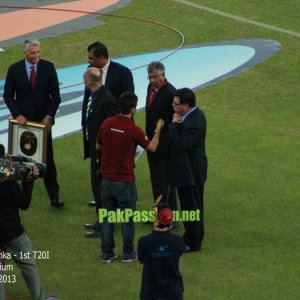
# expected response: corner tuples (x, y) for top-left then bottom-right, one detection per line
(0, 155), (47, 181)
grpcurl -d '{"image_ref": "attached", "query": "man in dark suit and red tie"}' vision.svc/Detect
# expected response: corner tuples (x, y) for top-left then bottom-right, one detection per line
(3, 38), (63, 208)
(145, 61), (176, 210)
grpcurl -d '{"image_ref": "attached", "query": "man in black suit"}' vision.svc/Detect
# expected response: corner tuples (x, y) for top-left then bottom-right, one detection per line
(82, 41), (135, 209)
(3, 38), (63, 208)
(81, 42), (134, 236)
(82, 67), (119, 238)
(83, 41), (134, 101)
(168, 88), (208, 252)
(145, 61), (176, 209)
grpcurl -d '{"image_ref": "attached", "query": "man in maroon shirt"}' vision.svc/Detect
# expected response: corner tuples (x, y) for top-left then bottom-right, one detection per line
(96, 92), (164, 263)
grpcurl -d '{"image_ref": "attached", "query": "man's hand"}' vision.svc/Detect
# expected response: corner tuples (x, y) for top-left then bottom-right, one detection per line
(25, 166), (40, 181)
(16, 115), (27, 125)
(146, 119), (165, 153)
(172, 113), (182, 123)
(155, 119), (165, 132)
(42, 116), (53, 133)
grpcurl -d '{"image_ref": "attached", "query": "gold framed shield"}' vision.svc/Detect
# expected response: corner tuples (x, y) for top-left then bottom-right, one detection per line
(8, 118), (48, 163)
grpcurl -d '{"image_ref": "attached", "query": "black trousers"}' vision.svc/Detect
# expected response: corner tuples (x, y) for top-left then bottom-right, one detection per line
(44, 131), (59, 199)
(177, 184), (204, 250)
(89, 147), (102, 216)
(147, 152), (176, 210)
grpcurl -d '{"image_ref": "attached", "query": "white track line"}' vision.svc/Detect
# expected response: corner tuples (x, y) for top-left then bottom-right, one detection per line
(175, 0), (300, 38)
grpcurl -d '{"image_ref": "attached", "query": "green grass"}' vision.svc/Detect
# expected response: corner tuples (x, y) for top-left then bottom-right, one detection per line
(3, 0), (300, 299)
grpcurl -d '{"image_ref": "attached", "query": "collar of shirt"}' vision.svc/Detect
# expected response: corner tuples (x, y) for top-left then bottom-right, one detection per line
(101, 59), (110, 73)
(101, 59), (110, 85)
(181, 106), (197, 121)
(25, 60), (37, 79)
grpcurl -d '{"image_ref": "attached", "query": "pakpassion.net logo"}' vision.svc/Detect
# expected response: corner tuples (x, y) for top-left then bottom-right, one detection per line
(98, 208), (200, 223)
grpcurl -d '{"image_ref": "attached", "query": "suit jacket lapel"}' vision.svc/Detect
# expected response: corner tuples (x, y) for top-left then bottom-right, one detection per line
(35, 60), (43, 88)
(88, 87), (104, 118)
(89, 96), (98, 112)
(21, 60), (32, 89)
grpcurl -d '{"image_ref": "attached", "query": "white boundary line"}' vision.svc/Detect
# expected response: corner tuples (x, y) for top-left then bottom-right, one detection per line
(174, 0), (300, 38)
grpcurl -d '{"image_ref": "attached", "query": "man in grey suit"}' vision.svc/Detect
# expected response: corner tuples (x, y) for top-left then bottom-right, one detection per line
(168, 88), (207, 252)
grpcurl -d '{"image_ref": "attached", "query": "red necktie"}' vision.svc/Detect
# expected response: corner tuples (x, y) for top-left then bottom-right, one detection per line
(30, 65), (36, 88)
(147, 87), (158, 108)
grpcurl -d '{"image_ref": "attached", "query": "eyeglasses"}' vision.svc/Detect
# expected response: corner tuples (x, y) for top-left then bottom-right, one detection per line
(147, 73), (163, 80)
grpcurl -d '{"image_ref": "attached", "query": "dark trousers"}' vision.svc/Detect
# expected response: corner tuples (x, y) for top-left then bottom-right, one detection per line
(101, 179), (136, 255)
(177, 184), (204, 250)
(89, 147), (101, 212)
(44, 131), (59, 199)
(147, 152), (176, 209)
(88, 145), (102, 231)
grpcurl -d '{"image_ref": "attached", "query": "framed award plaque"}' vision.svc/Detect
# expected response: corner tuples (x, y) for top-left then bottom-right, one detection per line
(8, 118), (48, 163)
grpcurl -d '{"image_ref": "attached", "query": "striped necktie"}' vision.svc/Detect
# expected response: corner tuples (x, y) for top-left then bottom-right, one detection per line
(85, 96), (92, 140)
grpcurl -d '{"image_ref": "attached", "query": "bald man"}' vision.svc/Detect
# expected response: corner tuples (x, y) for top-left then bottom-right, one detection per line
(82, 67), (119, 237)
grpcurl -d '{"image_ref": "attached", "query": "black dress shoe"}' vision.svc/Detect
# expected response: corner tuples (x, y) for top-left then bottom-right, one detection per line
(84, 223), (97, 230)
(88, 200), (96, 207)
(85, 231), (101, 238)
(183, 245), (201, 253)
(50, 196), (64, 208)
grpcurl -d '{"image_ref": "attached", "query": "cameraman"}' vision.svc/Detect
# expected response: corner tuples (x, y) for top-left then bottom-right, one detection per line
(0, 144), (55, 300)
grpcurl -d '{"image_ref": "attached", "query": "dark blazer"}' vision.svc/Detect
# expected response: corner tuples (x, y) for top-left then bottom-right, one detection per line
(105, 61), (134, 100)
(0, 180), (33, 244)
(81, 61), (134, 127)
(145, 80), (176, 158)
(3, 59), (61, 123)
(167, 107), (207, 186)
(82, 85), (119, 159)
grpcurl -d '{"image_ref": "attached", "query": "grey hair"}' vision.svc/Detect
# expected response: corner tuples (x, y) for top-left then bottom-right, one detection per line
(84, 67), (102, 84)
(23, 39), (40, 52)
(147, 61), (165, 74)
